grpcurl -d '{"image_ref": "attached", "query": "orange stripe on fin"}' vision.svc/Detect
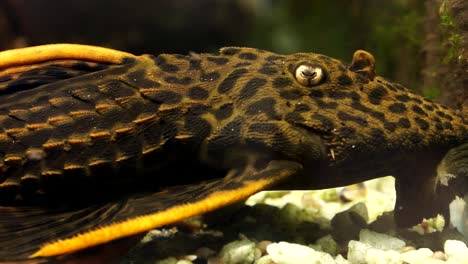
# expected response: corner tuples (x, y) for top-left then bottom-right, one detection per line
(0, 44), (137, 69)
(30, 178), (276, 258)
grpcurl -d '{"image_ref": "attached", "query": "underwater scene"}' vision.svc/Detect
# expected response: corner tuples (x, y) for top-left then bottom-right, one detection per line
(0, 0), (467, 263)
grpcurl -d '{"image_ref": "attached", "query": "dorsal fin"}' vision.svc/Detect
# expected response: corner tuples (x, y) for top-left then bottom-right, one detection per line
(0, 44), (138, 95)
(0, 44), (136, 69)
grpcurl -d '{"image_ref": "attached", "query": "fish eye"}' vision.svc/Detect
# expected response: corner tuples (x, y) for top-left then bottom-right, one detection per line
(294, 64), (325, 86)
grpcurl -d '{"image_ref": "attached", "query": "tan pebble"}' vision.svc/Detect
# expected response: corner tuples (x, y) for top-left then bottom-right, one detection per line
(195, 247), (216, 259)
(301, 193), (323, 209)
(176, 260), (192, 264)
(180, 254), (197, 261)
(339, 183), (366, 202)
(257, 240), (272, 255)
(207, 256), (224, 264)
(432, 251), (447, 261)
(400, 246), (416, 253)
(255, 248), (262, 259)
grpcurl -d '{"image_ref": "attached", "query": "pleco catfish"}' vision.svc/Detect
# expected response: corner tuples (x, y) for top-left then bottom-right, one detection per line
(0, 44), (466, 262)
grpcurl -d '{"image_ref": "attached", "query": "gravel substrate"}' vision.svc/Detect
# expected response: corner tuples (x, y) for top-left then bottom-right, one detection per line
(122, 177), (468, 264)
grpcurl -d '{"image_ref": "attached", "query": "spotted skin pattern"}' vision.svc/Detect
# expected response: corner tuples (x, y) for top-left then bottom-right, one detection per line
(0, 44), (466, 260)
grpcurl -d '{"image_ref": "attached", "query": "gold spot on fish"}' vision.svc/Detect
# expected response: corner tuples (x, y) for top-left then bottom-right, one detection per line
(64, 164), (85, 171)
(26, 148), (45, 160)
(48, 115), (73, 126)
(329, 148), (336, 160)
(68, 137), (89, 145)
(175, 134), (193, 140)
(142, 145), (161, 155)
(69, 110), (96, 118)
(4, 154), (23, 165)
(115, 126), (134, 135)
(41, 170), (62, 176)
(90, 131), (111, 139)
(5, 127), (27, 136)
(43, 140), (64, 149)
(95, 103), (116, 113)
(26, 123), (51, 131)
(133, 114), (157, 125)
(88, 159), (111, 167)
(30, 105), (47, 112)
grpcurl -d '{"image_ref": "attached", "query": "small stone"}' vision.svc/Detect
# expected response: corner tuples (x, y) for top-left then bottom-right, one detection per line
(409, 215), (445, 235)
(319, 188), (340, 202)
(339, 183), (366, 202)
(195, 247), (216, 259)
(348, 240), (371, 264)
(334, 254), (350, 264)
(278, 203), (315, 224)
(255, 255), (274, 264)
(256, 240), (272, 255)
(359, 229), (405, 251)
(308, 244), (323, 252)
(254, 248), (262, 260)
(275, 202), (328, 238)
(414, 258), (448, 264)
(414, 259), (447, 264)
(141, 228), (177, 243)
(207, 256), (223, 264)
(315, 235), (338, 255)
(400, 246), (416, 253)
(432, 251), (447, 261)
(301, 192), (325, 210)
(401, 248), (433, 263)
(365, 248), (402, 264)
(444, 240), (468, 262)
(331, 203), (368, 242)
(449, 196), (466, 237)
(267, 241), (335, 264)
(180, 255), (198, 261)
(219, 239), (257, 264)
(176, 260), (193, 264)
(155, 257), (178, 264)
(180, 255), (197, 261)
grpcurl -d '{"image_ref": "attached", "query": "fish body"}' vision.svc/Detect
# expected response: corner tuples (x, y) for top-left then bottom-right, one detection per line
(0, 44), (466, 261)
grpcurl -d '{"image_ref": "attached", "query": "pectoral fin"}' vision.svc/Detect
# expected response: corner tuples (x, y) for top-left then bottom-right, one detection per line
(0, 160), (302, 261)
(394, 146), (468, 228)
(436, 143), (468, 197)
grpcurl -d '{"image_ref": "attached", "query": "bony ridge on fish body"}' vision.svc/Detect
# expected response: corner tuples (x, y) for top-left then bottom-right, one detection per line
(0, 44), (466, 261)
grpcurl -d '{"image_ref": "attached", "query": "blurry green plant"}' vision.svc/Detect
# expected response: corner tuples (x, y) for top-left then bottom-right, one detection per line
(439, 0), (463, 64)
(246, 0), (425, 91)
(422, 84), (442, 100)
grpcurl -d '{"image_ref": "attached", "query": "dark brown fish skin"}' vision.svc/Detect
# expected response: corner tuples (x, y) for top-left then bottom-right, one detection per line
(0, 44), (465, 261)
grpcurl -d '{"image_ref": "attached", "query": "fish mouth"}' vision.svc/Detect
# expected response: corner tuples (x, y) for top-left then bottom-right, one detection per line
(292, 121), (341, 162)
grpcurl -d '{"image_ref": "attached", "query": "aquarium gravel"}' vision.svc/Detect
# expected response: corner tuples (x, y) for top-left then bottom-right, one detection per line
(122, 177), (468, 264)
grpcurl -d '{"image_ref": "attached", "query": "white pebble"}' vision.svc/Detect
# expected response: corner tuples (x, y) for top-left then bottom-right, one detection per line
(348, 240), (371, 263)
(365, 248), (402, 264)
(414, 259), (447, 264)
(256, 240), (272, 255)
(444, 240), (468, 263)
(267, 241), (335, 264)
(155, 257), (178, 264)
(400, 248), (433, 263)
(432, 251), (447, 261)
(220, 240), (257, 264)
(176, 260), (193, 264)
(359, 229), (405, 251)
(255, 255), (274, 264)
(334, 254), (350, 264)
(195, 247), (216, 259)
